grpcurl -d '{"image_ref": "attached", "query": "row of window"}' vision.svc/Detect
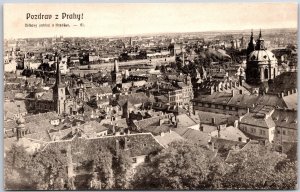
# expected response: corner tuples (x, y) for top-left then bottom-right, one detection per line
(195, 102), (238, 111)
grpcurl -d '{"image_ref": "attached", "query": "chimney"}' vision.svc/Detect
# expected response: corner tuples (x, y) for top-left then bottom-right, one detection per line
(159, 119), (164, 126)
(200, 126), (203, 132)
(232, 90), (235, 97)
(287, 90), (291, 96)
(160, 132), (165, 137)
(281, 92), (285, 98)
(124, 138), (128, 150)
(229, 81), (232, 89)
(212, 117), (216, 125)
(208, 142), (215, 152)
(115, 139), (120, 155)
(239, 90), (243, 94)
(210, 86), (214, 95)
(233, 82), (237, 88)
(247, 107), (250, 113)
(217, 125), (221, 138)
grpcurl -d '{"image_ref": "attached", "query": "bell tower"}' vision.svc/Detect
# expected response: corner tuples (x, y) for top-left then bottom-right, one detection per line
(111, 59), (122, 85)
(53, 55), (66, 114)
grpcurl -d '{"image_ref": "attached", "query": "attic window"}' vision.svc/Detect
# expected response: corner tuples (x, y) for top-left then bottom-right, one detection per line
(263, 55), (267, 59)
(251, 56), (256, 60)
(143, 143), (147, 147)
(282, 117), (288, 122)
(274, 116), (279, 121)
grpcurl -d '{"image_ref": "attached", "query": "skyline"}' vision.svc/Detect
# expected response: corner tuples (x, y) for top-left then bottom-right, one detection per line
(4, 3), (298, 39)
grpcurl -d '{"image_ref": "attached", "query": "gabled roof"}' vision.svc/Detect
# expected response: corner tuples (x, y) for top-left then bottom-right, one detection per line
(154, 131), (184, 147)
(240, 112), (276, 129)
(173, 127), (210, 146)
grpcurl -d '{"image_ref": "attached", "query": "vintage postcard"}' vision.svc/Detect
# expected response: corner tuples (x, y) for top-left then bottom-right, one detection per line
(3, 3), (298, 190)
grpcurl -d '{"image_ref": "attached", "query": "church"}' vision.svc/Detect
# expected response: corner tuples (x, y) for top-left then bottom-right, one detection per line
(245, 30), (278, 85)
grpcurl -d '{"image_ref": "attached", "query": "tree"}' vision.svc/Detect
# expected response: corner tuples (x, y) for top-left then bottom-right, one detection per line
(131, 141), (213, 190)
(221, 145), (288, 189)
(91, 149), (114, 189)
(27, 147), (68, 190)
(4, 144), (33, 190)
(113, 151), (132, 189)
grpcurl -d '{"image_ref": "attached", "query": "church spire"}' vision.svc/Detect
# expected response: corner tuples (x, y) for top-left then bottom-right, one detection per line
(55, 54), (63, 87)
(247, 29), (255, 57)
(255, 29), (265, 50)
(259, 28), (262, 39)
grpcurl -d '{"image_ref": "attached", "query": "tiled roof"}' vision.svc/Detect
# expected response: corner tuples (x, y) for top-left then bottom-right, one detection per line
(197, 111), (231, 126)
(81, 121), (108, 134)
(283, 94), (297, 110)
(117, 92), (152, 107)
(272, 108), (297, 130)
(141, 124), (174, 135)
(225, 140), (283, 164)
(176, 114), (197, 128)
(210, 126), (248, 142)
(240, 113), (276, 128)
(4, 100), (27, 117)
(38, 89), (53, 100)
(268, 72), (297, 94)
(42, 133), (164, 160)
(194, 92), (287, 109)
(173, 127), (210, 146)
(134, 116), (161, 130)
(24, 131), (52, 142)
(154, 131), (184, 147)
(85, 86), (112, 96)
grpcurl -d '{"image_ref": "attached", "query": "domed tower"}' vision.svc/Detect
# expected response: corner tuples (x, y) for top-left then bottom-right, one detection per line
(246, 30), (278, 85)
(16, 115), (26, 141)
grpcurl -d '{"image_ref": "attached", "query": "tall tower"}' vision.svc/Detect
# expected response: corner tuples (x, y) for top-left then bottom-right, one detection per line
(246, 30), (255, 58)
(53, 55), (66, 114)
(111, 59), (122, 85)
(255, 29), (265, 50)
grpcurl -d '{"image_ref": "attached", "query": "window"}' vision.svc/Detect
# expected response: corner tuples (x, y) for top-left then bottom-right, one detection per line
(132, 157), (137, 163)
(283, 130), (286, 135)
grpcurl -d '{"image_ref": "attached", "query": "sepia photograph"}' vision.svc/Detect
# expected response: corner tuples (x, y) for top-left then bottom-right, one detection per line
(3, 3), (298, 190)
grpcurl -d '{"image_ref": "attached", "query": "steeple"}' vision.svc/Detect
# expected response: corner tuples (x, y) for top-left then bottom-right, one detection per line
(55, 55), (63, 87)
(255, 29), (265, 50)
(247, 29), (256, 58)
(259, 28), (262, 38)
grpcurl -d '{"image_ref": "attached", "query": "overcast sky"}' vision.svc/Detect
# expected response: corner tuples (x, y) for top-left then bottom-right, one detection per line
(4, 3), (298, 39)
